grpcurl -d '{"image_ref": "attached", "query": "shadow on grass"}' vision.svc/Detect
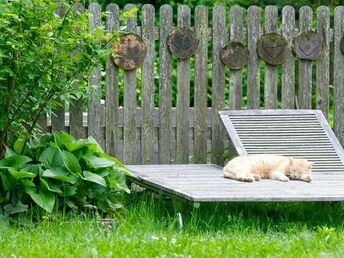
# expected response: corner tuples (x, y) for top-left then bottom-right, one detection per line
(125, 191), (344, 234)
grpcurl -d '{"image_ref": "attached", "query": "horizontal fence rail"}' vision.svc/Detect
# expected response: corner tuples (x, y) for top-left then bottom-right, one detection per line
(48, 3), (344, 165)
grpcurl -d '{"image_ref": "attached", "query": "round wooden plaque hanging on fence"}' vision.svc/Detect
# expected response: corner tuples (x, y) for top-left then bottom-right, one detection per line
(167, 28), (199, 59)
(257, 32), (289, 65)
(112, 33), (147, 70)
(220, 42), (248, 70)
(340, 35), (344, 55)
(293, 31), (323, 60)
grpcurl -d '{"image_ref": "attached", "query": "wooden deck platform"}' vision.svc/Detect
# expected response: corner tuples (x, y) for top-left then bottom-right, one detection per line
(127, 164), (344, 203)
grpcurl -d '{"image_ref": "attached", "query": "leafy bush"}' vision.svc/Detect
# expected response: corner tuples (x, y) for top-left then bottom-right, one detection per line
(0, 0), (120, 158)
(0, 131), (130, 218)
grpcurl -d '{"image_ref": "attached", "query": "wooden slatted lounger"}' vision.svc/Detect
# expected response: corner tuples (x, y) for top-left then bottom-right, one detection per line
(126, 110), (344, 205)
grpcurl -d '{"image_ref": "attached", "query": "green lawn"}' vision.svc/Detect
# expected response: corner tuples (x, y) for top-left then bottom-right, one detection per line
(1, 193), (344, 257)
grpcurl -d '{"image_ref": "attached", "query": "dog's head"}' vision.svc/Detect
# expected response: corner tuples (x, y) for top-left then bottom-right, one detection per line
(286, 158), (314, 182)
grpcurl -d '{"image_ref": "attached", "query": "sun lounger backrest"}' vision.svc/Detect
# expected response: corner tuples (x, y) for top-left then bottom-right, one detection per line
(219, 110), (344, 173)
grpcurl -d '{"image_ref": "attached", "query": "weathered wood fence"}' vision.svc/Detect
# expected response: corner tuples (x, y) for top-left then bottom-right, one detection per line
(46, 3), (344, 165)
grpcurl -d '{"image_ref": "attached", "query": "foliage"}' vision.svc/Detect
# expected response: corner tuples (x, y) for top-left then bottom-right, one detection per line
(0, 0), (118, 158)
(1, 197), (344, 257)
(0, 131), (130, 218)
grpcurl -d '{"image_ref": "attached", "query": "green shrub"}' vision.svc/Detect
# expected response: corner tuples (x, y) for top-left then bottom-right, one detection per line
(0, 131), (130, 218)
(0, 0), (124, 158)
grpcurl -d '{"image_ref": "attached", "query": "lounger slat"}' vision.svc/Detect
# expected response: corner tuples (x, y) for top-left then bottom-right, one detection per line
(219, 110), (344, 173)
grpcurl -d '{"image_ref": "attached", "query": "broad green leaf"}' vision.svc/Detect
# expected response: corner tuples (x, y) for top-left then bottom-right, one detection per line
(39, 145), (63, 168)
(3, 201), (28, 215)
(62, 186), (77, 197)
(108, 170), (130, 193)
(27, 188), (55, 213)
(13, 138), (25, 154)
(62, 150), (81, 173)
(0, 155), (32, 169)
(5, 146), (17, 157)
(53, 131), (76, 148)
(99, 153), (125, 167)
(42, 168), (77, 184)
(21, 164), (41, 177)
(83, 154), (115, 169)
(106, 199), (123, 210)
(86, 136), (104, 154)
(65, 200), (76, 209)
(8, 168), (35, 179)
(82, 171), (106, 187)
(40, 178), (63, 194)
(0, 172), (15, 191)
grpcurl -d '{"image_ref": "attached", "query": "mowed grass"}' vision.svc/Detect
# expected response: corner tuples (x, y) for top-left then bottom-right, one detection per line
(1, 193), (344, 258)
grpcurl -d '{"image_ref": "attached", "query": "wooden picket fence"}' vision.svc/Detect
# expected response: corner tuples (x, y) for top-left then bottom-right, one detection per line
(47, 3), (344, 165)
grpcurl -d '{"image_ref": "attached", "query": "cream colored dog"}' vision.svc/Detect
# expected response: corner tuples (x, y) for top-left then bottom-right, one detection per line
(223, 154), (313, 182)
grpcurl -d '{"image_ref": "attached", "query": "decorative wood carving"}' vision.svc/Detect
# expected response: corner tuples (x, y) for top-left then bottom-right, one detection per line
(293, 31), (323, 60)
(167, 28), (199, 59)
(112, 33), (147, 70)
(220, 42), (248, 70)
(257, 32), (289, 65)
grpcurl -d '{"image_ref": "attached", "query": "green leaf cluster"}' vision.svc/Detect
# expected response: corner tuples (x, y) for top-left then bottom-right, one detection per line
(0, 0), (119, 158)
(0, 131), (130, 217)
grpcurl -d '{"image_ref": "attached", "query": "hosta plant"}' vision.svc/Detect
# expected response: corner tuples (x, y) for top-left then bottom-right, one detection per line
(0, 131), (130, 218)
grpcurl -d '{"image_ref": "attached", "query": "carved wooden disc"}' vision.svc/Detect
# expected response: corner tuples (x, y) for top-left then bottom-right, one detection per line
(220, 42), (248, 70)
(112, 33), (147, 70)
(167, 28), (199, 59)
(257, 33), (289, 65)
(341, 35), (344, 55)
(293, 31), (323, 60)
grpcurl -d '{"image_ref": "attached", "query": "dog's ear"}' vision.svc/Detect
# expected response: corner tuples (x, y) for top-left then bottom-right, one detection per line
(289, 157), (293, 165)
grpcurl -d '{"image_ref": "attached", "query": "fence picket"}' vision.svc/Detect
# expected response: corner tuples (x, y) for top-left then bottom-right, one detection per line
(194, 5), (208, 164)
(70, 2), (84, 140)
(104, 4), (119, 156)
(176, 5), (191, 164)
(141, 4), (155, 164)
(316, 6), (330, 118)
(159, 5), (173, 164)
(88, 3), (102, 145)
(334, 6), (344, 146)
(247, 6), (260, 109)
(281, 6), (295, 109)
(230, 6), (244, 110)
(264, 6), (278, 109)
(298, 6), (313, 109)
(122, 4), (138, 164)
(211, 6), (226, 165)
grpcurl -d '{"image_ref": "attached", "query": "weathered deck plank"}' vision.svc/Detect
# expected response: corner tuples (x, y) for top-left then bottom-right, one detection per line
(127, 164), (344, 202)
